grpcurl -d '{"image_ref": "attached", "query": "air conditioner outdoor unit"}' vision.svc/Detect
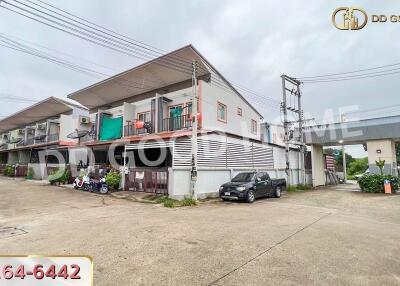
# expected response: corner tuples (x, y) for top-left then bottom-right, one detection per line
(79, 116), (90, 124)
(37, 123), (46, 130)
(18, 129), (25, 135)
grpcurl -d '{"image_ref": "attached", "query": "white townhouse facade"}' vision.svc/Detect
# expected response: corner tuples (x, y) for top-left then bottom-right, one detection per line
(0, 97), (89, 179)
(67, 45), (280, 199)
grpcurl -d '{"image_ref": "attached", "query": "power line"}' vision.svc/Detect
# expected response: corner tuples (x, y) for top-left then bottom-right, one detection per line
(0, 1), (195, 75)
(298, 61), (400, 80)
(301, 69), (400, 83)
(0, 0), (281, 112)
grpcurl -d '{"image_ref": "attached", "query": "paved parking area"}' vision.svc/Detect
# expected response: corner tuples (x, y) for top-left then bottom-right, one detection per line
(0, 177), (399, 285)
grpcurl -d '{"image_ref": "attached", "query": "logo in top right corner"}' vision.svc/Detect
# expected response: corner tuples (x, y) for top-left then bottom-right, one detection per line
(332, 7), (400, 30)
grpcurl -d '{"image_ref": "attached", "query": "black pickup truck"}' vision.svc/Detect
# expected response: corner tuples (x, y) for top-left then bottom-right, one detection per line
(219, 171), (286, 203)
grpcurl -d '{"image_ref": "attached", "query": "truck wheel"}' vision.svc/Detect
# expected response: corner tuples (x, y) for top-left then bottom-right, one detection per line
(247, 190), (255, 203)
(274, 186), (282, 198)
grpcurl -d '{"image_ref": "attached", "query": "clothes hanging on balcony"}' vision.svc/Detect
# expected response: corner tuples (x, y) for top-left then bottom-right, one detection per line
(99, 115), (123, 141)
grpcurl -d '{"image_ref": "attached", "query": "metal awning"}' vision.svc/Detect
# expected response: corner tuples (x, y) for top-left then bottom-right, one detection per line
(68, 45), (210, 109)
(67, 45), (263, 118)
(0, 97), (85, 133)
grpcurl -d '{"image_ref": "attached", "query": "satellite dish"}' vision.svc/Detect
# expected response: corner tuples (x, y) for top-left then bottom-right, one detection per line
(8, 138), (23, 144)
(67, 130), (89, 139)
(34, 134), (47, 141)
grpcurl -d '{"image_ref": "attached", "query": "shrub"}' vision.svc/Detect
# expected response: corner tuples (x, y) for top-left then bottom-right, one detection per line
(3, 165), (14, 177)
(163, 198), (175, 208)
(357, 174), (398, 193)
(105, 171), (121, 190)
(48, 168), (69, 185)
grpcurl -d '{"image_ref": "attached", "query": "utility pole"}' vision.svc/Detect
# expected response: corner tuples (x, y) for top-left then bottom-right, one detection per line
(297, 82), (305, 185)
(281, 76), (290, 185)
(281, 75), (304, 186)
(340, 114), (347, 184)
(191, 60), (198, 200)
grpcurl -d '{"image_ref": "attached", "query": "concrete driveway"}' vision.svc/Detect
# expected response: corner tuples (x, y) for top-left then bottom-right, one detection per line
(0, 177), (399, 285)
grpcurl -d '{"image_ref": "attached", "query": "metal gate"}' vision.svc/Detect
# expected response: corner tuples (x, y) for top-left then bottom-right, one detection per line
(124, 168), (168, 195)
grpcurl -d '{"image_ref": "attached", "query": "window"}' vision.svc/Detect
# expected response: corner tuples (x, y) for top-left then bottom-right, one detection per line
(137, 111), (150, 122)
(237, 107), (242, 116)
(217, 102), (227, 122)
(168, 104), (184, 117)
(255, 173), (264, 182)
(251, 119), (258, 134)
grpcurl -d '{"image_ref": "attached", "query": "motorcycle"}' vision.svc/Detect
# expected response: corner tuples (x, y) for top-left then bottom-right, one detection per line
(73, 175), (90, 191)
(88, 177), (109, 194)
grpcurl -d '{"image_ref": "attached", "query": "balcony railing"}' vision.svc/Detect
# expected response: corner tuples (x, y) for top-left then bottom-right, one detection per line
(47, 133), (59, 142)
(124, 122), (152, 137)
(25, 138), (35, 146)
(123, 115), (192, 137)
(160, 115), (192, 132)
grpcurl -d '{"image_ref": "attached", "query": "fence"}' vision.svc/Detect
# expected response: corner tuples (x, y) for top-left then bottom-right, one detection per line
(124, 168), (168, 195)
(15, 165), (28, 177)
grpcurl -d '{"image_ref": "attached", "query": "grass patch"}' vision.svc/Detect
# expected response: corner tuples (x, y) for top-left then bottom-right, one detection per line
(146, 195), (198, 208)
(180, 196), (197, 207)
(287, 184), (313, 192)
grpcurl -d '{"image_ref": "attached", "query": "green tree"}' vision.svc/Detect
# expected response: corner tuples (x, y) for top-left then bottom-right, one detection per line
(348, 157), (368, 176)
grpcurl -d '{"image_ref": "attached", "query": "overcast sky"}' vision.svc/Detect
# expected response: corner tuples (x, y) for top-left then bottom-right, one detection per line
(1, 0), (399, 157)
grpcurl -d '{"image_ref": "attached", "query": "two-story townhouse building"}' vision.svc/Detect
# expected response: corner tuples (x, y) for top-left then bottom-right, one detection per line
(0, 97), (89, 179)
(67, 45), (277, 199)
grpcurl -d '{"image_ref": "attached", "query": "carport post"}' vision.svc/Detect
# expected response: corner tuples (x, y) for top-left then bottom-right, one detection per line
(122, 145), (127, 190)
(342, 144), (347, 183)
(311, 144), (325, 187)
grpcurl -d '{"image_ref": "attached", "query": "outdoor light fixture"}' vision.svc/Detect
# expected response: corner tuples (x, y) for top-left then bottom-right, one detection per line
(339, 140), (344, 144)
(376, 149), (382, 154)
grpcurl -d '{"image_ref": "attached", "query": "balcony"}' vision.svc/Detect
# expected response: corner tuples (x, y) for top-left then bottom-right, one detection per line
(123, 115), (192, 137)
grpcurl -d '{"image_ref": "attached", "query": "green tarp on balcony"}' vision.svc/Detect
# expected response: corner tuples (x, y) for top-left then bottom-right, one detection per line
(99, 115), (123, 141)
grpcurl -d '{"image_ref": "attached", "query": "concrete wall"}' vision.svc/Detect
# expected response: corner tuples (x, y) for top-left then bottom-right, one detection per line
(28, 163), (45, 180)
(366, 139), (397, 175)
(59, 114), (76, 143)
(168, 166), (308, 200)
(311, 144), (325, 187)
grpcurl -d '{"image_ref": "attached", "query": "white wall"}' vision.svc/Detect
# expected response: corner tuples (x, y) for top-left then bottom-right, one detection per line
(59, 114), (77, 143)
(311, 144), (325, 187)
(201, 78), (262, 140)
